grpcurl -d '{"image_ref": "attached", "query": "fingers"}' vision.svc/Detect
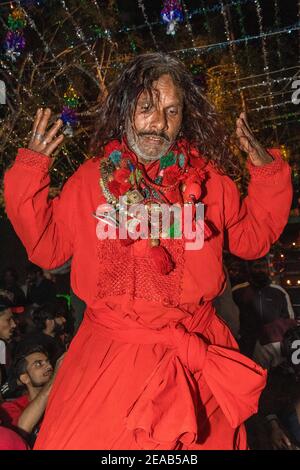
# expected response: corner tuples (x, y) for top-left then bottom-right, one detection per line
(28, 107), (65, 157)
(43, 118), (64, 145)
(236, 113), (257, 153)
(36, 107), (52, 139)
(43, 134), (64, 156)
(29, 108), (43, 146)
(282, 434), (292, 448)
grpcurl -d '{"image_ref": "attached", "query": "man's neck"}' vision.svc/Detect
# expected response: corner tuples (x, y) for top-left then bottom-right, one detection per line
(27, 385), (43, 401)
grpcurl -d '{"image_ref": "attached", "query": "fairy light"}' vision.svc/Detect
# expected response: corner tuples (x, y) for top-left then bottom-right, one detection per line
(59, 0), (105, 72)
(137, 0), (159, 50)
(172, 23), (300, 57)
(181, 0), (195, 47)
(236, 1), (251, 70)
(250, 99), (294, 112)
(274, 0), (283, 67)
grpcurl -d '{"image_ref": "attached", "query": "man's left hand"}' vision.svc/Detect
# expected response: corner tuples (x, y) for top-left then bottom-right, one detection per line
(236, 112), (273, 167)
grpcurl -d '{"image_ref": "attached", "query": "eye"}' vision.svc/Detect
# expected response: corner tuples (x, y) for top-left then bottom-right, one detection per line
(141, 103), (151, 112)
(168, 108), (178, 116)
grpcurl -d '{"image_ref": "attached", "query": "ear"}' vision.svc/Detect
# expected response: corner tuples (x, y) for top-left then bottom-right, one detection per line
(46, 318), (54, 328)
(19, 372), (30, 386)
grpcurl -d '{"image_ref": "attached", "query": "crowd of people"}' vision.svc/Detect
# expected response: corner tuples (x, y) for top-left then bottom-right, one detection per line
(0, 256), (299, 450)
(0, 263), (74, 449)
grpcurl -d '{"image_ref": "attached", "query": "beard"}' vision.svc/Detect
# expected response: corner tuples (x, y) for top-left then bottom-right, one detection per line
(126, 121), (175, 162)
(53, 322), (65, 336)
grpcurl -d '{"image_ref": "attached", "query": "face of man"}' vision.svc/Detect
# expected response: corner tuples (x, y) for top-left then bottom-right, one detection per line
(0, 309), (16, 342)
(54, 315), (66, 335)
(20, 352), (53, 388)
(4, 271), (15, 286)
(126, 74), (183, 163)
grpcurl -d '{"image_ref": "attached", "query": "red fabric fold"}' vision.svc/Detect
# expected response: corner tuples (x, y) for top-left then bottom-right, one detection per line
(84, 306), (267, 449)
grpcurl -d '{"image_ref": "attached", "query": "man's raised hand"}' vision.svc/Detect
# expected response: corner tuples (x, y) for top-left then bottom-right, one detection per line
(28, 108), (64, 157)
(236, 111), (273, 167)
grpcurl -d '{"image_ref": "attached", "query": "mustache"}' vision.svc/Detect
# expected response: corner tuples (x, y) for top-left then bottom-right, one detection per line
(137, 131), (170, 143)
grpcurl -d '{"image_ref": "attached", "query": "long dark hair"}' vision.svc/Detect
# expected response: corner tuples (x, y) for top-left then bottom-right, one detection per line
(89, 53), (241, 179)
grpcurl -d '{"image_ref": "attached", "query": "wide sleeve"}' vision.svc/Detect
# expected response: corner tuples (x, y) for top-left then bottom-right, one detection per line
(223, 149), (293, 260)
(4, 148), (81, 270)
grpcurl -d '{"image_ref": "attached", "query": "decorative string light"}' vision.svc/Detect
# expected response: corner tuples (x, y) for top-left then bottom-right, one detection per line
(254, 0), (278, 127)
(137, 0), (159, 50)
(199, 0), (212, 35)
(220, 1), (241, 91)
(59, 0), (104, 72)
(181, 0), (195, 47)
(172, 23), (300, 56)
(274, 0), (283, 67)
(236, 1), (251, 70)
(250, 99), (294, 112)
(13, 0), (90, 108)
(237, 75), (297, 91)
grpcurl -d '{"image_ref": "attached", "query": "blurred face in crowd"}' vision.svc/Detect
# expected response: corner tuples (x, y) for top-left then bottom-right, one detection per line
(54, 315), (66, 335)
(4, 270), (16, 287)
(0, 309), (16, 342)
(126, 74), (183, 163)
(250, 265), (270, 288)
(20, 352), (53, 389)
(45, 314), (66, 336)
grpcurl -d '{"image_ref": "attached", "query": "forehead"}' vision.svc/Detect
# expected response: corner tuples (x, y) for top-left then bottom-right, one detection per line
(26, 352), (48, 366)
(0, 309), (12, 321)
(138, 74), (183, 104)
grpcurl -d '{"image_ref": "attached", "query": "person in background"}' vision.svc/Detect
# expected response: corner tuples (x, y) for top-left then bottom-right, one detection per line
(0, 344), (59, 446)
(259, 325), (300, 450)
(0, 296), (16, 399)
(18, 301), (66, 366)
(0, 268), (26, 308)
(0, 426), (28, 450)
(213, 267), (240, 339)
(233, 259), (295, 368)
(24, 264), (56, 306)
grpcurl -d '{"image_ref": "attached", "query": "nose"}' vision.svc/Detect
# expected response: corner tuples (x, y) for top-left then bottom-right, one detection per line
(151, 108), (168, 133)
(11, 318), (17, 329)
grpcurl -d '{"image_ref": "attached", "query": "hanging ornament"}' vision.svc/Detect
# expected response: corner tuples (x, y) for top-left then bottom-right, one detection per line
(7, 8), (27, 31)
(2, 7), (27, 62)
(60, 85), (80, 137)
(161, 0), (184, 36)
(4, 31), (26, 62)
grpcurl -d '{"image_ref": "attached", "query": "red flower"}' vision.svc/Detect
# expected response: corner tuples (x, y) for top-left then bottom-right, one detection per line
(163, 165), (182, 186)
(119, 181), (131, 194)
(108, 180), (121, 197)
(114, 168), (131, 183)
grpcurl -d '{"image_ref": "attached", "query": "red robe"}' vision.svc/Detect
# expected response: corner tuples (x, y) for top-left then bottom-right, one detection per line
(4, 145), (292, 450)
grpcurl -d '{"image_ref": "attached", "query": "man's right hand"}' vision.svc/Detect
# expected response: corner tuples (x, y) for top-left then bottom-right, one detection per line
(28, 108), (65, 157)
(270, 420), (292, 450)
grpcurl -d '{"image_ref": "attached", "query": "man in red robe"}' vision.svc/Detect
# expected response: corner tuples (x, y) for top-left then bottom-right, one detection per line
(4, 53), (292, 450)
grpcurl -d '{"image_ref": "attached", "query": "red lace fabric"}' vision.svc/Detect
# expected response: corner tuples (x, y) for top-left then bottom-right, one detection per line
(15, 148), (51, 173)
(247, 148), (284, 182)
(95, 238), (185, 305)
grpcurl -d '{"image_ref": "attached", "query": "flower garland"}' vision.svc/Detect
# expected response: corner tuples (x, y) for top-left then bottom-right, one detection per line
(96, 139), (211, 275)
